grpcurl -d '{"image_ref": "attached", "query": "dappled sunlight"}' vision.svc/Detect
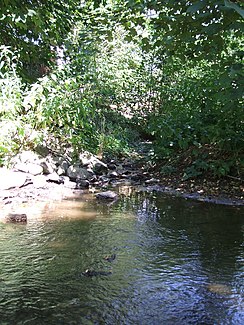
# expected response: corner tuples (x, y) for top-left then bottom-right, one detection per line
(0, 1), (243, 323)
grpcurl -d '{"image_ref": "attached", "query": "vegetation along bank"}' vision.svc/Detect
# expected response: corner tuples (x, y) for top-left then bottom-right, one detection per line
(0, 1), (243, 211)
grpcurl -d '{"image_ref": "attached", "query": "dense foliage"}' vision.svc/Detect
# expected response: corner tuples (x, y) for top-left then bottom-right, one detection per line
(0, 0), (243, 179)
(0, 0), (83, 79)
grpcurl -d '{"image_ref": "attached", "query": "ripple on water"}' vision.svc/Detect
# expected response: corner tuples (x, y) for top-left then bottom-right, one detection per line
(0, 193), (243, 324)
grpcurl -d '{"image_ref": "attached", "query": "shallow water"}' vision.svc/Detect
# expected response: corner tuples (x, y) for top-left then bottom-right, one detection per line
(0, 190), (243, 324)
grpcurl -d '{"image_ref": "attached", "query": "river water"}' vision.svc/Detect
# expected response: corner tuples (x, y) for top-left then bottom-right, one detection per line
(0, 189), (243, 324)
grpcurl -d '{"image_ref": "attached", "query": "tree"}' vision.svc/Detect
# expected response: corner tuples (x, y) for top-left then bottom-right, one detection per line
(0, 0), (82, 79)
(94, 0), (243, 176)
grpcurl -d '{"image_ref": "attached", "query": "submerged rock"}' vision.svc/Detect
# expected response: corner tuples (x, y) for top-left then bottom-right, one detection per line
(207, 283), (232, 295)
(6, 213), (27, 223)
(82, 269), (112, 277)
(96, 191), (118, 200)
(104, 254), (116, 262)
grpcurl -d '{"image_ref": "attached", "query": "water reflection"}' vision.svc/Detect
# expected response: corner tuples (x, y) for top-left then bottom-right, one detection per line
(0, 190), (243, 324)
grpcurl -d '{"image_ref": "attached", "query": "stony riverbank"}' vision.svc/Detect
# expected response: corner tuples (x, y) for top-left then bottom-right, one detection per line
(0, 146), (243, 222)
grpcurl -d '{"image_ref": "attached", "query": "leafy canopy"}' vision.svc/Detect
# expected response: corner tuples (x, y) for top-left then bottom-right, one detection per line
(0, 0), (84, 77)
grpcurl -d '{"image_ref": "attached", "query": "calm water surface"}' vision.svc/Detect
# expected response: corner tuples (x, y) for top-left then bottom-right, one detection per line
(0, 190), (243, 324)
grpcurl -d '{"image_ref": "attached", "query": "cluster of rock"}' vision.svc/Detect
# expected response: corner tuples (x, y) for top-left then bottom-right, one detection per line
(0, 148), (158, 193)
(0, 149), (107, 191)
(0, 146), (162, 223)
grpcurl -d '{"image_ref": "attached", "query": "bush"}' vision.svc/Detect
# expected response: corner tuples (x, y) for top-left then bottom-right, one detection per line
(147, 56), (243, 178)
(0, 47), (42, 165)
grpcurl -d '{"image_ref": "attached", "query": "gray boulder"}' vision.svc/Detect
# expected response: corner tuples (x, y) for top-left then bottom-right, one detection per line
(0, 169), (27, 190)
(40, 155), (57, 174)
(15, 162), (43, 175)
(63, 180), (77, 189)
(11, 150), (41, 165)
(35, 144), (50, 157)
(108, 171), (119, 178)
(10, 150), (44, 175)
(67, 165), (94, 181)
(76, 179), (90, 189)
(79, 152), (107, 175)
(57, 160), (69, 176)
(79, 151), (92, 167)
(32, 175), (47, 188)
(47, 172), (63, 184)
(92, 159), (108, 175)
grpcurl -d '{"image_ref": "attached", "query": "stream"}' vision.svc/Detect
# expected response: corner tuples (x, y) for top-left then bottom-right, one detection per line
(0, 189), (243, 324)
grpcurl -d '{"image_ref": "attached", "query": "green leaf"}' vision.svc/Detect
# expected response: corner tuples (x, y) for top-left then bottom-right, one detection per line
(224, 0), (244, 19)
(187, 1), (207, 14)
(203, 23), (223, 35)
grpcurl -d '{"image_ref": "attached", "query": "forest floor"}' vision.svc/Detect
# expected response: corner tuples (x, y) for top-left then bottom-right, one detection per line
(131, 141), (244, 206)
(151, 171), (244, 206)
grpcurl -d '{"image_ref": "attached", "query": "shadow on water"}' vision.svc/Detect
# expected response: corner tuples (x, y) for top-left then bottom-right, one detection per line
(0, 189), (243, 324)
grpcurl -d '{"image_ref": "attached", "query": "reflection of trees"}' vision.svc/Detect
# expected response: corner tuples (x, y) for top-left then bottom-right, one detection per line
(124, 191), (244, 282)
(0, 191), (243, 323)
(115, 191), (244, 322)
